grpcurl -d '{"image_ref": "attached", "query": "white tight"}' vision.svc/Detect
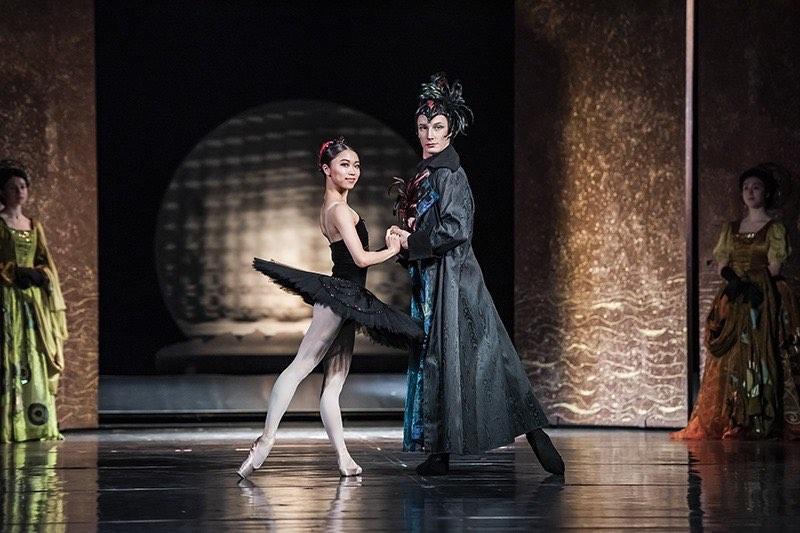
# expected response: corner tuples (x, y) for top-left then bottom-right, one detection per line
(262, 304), (355, 462)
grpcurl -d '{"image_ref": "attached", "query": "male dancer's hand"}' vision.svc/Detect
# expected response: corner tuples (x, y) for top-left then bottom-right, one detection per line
(389, 225), (410, 249)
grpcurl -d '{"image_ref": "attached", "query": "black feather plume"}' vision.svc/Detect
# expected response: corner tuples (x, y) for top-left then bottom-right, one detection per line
(415, 72), (474, 138)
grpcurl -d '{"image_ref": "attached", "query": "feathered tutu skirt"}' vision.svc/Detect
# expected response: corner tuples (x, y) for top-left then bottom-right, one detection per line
(253, 258), (423, 349)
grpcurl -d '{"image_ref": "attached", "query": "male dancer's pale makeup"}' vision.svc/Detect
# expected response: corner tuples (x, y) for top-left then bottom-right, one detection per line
(322, 150), (360, 190)
(417, 114), (450, 158)
(742, 176), (767, 209)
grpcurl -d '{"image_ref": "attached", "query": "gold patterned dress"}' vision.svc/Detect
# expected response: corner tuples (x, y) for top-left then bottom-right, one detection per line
(0, 218), (67, 442)
(673, 220), (800, 440)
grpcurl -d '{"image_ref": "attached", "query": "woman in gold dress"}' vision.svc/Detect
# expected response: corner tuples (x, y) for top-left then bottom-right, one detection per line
(0, 161), (67, 442)
(673, 165), (800, 440)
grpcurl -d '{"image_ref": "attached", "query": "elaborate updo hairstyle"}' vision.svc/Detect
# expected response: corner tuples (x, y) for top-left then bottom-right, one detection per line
(317, 136), (355, 177)
(738, 163), (782, 209)
(0, 160), (30, 203)
(415, 72), (474, 139)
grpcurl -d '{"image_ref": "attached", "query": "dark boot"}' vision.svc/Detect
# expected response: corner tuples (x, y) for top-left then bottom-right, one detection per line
(415, 453), (450, 476)
(526, 429), (565, 476)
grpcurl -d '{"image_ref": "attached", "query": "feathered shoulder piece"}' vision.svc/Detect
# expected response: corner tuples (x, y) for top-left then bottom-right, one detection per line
(390, 169), (431, 230)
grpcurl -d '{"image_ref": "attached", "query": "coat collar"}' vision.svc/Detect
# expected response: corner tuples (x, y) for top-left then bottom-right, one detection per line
(417, 144), (460, 173)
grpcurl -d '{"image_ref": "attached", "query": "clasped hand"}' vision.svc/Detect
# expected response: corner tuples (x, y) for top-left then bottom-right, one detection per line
(386, 224), (411, 250)
(721, 266), (763, 309)
(14, 266), (48, 289)
(384, 228), (403, 253)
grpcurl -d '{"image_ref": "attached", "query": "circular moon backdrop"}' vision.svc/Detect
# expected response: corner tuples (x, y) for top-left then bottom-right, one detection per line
(155, 100), (417, 338)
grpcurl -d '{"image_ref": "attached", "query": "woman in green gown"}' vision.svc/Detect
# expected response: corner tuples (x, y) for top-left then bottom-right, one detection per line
(0, 161), (67, 442)
(673, 164), (800, 440)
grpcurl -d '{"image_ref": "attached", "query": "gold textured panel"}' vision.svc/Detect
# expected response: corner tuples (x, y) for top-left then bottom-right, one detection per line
(515, 0), (686, 427)
(0, 0), (97, 429)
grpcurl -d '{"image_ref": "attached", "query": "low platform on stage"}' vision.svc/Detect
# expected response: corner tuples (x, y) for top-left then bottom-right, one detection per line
(101, 333), (411, 420)
(99, 374), (407, 420)
(98, 333), (409, 422)
(4, 425), (799, 530)
(154, 332), (410, 374)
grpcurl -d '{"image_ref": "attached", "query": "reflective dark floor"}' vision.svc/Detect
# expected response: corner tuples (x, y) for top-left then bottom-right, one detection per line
(2, 424), (799, 531)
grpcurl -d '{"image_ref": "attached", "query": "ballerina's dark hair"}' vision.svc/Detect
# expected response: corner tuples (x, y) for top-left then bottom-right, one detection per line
(317, 136), (355, 175)
(415, 72), (474, 138)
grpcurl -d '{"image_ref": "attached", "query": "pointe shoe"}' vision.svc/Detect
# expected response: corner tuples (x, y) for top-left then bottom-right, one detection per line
(236, 435), (275, 479)
(415, 453), (449, 476)
(526, 428), (565, 476)
(339, 464), (363, 477)
(338, 455), (363, 477)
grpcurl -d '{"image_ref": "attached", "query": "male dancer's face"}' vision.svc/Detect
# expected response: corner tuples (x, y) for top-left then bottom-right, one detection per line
(417, 114), (450, 159)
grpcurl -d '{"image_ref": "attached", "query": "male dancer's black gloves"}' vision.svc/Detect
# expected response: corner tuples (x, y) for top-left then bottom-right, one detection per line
(14, 267), (48, 289)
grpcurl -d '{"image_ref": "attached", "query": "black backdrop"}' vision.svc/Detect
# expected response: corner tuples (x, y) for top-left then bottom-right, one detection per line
(97, 0), (514, 373)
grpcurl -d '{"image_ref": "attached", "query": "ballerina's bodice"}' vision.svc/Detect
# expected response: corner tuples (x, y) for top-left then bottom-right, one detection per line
(330, 218), (368, 285)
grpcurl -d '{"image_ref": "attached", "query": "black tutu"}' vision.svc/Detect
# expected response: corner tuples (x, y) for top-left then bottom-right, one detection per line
(253, 258), (423, 349)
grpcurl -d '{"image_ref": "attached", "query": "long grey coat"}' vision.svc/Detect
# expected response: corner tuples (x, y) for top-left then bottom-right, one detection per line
(403, 145), (549, 454)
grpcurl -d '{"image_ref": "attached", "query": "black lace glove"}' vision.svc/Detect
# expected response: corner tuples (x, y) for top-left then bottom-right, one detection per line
(721, 266), (764, 308)
(720, 266), (743, 301)
(14, 267), (47, 289)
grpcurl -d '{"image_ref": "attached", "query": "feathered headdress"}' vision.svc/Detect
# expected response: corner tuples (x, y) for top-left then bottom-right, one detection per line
(415, 72), (474, 138)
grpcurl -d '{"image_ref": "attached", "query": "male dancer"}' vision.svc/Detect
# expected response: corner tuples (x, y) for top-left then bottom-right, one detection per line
(390, 73), (564, 476)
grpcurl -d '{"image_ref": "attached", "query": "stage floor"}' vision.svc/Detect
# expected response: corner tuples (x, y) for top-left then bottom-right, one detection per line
(2, 424), (798, 531)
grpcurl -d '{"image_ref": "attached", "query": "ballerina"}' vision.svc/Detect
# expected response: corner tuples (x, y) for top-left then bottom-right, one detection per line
(237, 137), (423, 478)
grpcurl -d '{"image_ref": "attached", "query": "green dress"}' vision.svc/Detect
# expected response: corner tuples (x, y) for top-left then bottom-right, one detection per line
(0, 218), (67, 443)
